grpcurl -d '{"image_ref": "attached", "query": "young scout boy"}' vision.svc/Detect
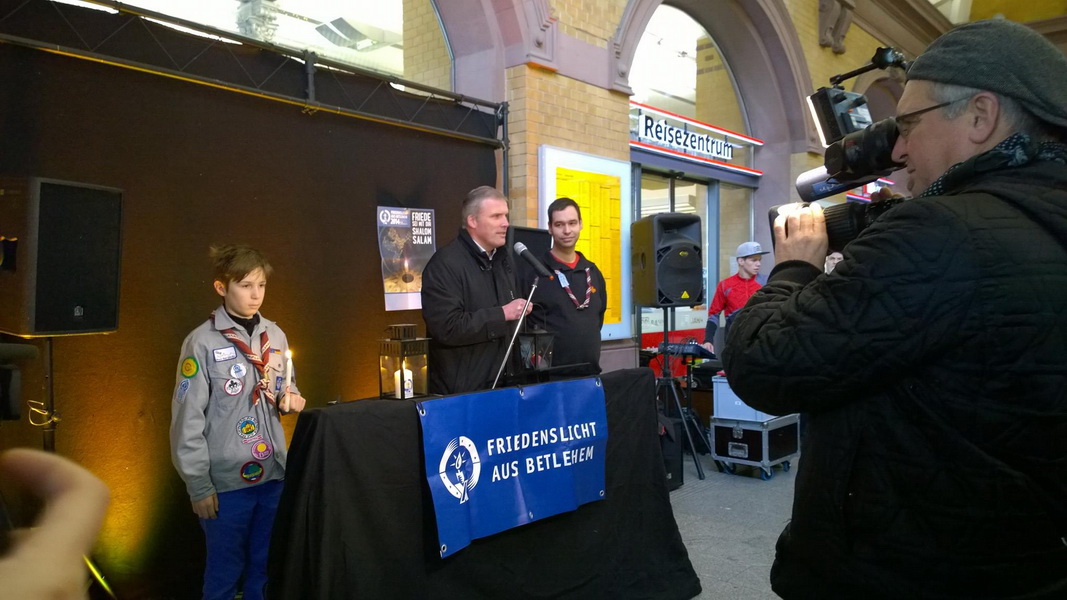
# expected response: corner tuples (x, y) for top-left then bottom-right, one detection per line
(170, 244), (306, 600)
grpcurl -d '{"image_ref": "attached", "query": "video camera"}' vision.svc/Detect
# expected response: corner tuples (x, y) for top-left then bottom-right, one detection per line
(768, 195), (905, 253)
(773, 47), (910, 251)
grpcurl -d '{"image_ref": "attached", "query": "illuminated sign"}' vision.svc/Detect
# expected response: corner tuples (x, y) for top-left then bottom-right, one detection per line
(629, 101), (764, 176)
(637, 115), (734, 160)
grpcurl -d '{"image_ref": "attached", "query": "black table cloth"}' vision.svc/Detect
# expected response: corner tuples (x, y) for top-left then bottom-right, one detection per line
(268, 367), (701, 599)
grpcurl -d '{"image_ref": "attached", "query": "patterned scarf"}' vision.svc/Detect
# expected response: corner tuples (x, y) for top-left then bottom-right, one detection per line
(220, 327), (276, 407)
(555, 268), (594, 310)
(919, 133), (1067, 198)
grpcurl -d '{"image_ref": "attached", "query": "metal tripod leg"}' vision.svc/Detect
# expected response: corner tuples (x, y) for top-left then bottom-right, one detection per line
(38, 338), (117, 598)
(681, 407), (713, 455)
(680, 360), (714, 458)
(657, 376), (705, 480)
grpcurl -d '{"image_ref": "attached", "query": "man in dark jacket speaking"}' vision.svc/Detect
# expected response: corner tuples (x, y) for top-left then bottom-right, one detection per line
(723, 19), (1067, 599)
(422, 186), (530, 395)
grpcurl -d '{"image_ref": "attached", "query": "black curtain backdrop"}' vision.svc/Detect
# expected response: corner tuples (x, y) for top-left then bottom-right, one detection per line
(0, 42), (495, 598)
(269, 368), (702, 599)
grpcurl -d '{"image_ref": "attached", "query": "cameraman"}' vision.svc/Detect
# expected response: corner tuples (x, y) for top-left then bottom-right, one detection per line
(723, 19), (1067, 599)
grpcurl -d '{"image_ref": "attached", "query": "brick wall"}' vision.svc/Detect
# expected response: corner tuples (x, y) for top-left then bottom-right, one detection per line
(506, 64), (631, 224)
(784, 0), (896, 204)
(694, 33), (753, 274)
(784, 0), (889, 93)
(402, 0), (451, 91)
(971, 0), (1064, 22)
(550, 0), (629, 49)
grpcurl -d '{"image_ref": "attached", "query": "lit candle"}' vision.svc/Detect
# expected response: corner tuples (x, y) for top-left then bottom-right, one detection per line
(394, 359), (413, 399)
(282, 349), (293, 411)
(401, 259), (414, 285)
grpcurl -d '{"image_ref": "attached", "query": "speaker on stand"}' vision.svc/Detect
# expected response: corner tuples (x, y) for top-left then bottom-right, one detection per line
(632, 212), (704, 308)
(0, 176), (122, 337)
(0, 176), (120, 597)
(0, 175), (123, 448)
(631, 212), (712, 480)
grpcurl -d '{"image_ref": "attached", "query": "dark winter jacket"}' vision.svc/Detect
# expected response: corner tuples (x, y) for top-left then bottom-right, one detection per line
(422, 229), (519, 395)
(527, 250), (607, 376)
(724, 141), (1067, 598)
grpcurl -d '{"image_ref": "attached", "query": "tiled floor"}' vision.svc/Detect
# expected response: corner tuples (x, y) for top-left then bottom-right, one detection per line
(668, 450), (797, 599)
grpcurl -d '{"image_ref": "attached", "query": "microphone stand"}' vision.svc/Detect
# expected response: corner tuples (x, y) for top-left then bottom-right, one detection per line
(492, 276), (540, 389)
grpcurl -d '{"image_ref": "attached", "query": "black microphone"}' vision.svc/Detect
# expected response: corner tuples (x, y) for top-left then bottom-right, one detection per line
(513, 242), (553, 279)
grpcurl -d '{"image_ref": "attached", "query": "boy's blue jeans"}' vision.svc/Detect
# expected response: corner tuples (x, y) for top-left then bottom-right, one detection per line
(200, 480), (283, 600)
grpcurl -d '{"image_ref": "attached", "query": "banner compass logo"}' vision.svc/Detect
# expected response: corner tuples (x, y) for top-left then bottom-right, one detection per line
(438, 436), (481, 504)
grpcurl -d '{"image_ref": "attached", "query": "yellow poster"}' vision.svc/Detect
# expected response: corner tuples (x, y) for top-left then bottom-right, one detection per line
(555, 167), (622, 326)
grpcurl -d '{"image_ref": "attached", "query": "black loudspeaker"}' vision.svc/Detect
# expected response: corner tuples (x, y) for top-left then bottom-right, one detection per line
(631, 212), (704, 307)
(509, 225), (552, 258)
(659, 415), (684, 491)
(0, 177), (122, 336)
(508, 225), (552, 284)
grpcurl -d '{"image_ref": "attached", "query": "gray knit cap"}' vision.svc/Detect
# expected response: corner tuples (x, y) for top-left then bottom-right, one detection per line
(907, 18), (1067, 128)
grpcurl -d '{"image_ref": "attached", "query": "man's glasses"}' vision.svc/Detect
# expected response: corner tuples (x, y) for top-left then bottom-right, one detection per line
(895, 96), (972, 139)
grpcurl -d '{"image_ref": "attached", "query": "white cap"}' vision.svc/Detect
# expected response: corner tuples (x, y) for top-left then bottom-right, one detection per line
(736, 241), (769, 258)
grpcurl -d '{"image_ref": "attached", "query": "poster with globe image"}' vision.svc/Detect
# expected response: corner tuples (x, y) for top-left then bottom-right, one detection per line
(377, 206), (436, 310)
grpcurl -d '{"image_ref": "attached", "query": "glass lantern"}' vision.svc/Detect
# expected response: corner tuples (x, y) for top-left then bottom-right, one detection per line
(507, 326), (554, 384)
(379, 325), (429, 400)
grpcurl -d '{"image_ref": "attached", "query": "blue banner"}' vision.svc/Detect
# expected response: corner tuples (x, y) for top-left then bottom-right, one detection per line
(417, 378), (608, 557)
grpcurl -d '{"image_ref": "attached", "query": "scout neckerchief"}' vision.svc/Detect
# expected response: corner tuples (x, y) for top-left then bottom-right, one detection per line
(554, 267), (593, 310)
(219, 322), (276, 407)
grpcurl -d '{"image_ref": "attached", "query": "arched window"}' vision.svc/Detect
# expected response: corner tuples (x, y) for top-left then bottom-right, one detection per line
(631, 5), (757, 351)
(59, 0), (453, 90)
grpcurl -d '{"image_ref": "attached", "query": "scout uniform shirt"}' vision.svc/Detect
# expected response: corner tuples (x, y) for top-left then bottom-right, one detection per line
(170, 306), (298, 502)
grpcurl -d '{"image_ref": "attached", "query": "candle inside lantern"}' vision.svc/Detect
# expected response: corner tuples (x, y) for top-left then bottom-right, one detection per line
(394, 359), (413, 399)
(283, 349), (293, 411)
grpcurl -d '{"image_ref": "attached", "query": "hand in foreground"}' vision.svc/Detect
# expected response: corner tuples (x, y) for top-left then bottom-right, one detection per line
(191, 493), (219, 520)
(502, 298), (533, 321)
(701, 342), (714, 354)
(772, 203), (829, 269)
(0, 449), (110, 600)
(280, 389), (306, 414)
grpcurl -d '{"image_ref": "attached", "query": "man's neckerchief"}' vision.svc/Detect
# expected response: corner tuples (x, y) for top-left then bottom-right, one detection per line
(555, 268), (593, 310)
